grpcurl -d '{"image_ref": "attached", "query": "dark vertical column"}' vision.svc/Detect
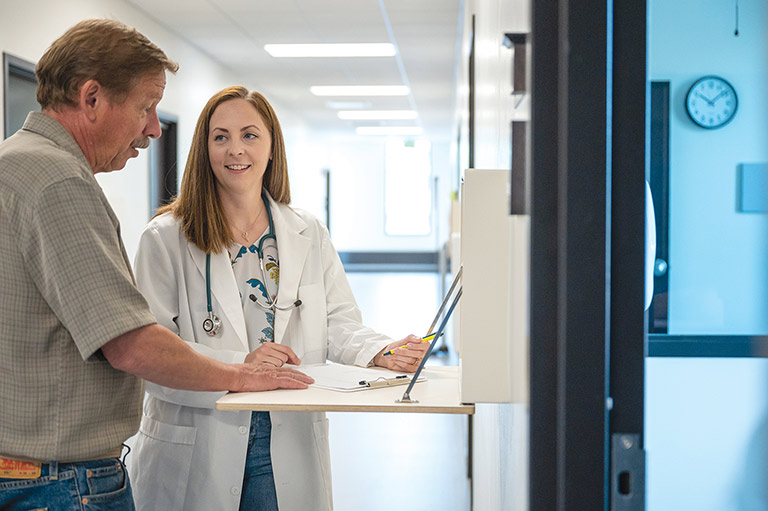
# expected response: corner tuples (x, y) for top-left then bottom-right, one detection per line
(610, 0), (648, 508)
(611, 0), (647, 443)
(529, 0), (559, 509)
(530, 0), (612, 509)
(559, 0), (610, 508)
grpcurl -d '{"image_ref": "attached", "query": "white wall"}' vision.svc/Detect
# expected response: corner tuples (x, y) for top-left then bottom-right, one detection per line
(454, 0), (531, 510)
(454, 0), (529, 175)
(646, 358), (768, 510)
(647, 0), (768, 509)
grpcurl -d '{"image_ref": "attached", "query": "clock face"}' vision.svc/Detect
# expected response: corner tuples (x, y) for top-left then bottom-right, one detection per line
(685, 76), (738, 129)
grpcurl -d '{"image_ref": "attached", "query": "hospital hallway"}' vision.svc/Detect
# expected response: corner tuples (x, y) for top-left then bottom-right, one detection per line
(329, 272), (471, 511)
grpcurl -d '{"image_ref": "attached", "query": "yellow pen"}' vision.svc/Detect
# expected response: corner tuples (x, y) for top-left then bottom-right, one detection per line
(382, 333), (442, 356)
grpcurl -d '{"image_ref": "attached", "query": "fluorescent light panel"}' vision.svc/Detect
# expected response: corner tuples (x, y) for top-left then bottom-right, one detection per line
(325, 101), (372, 110)
(338, 110), (417, 120)
(311, 85), (409, 96)
(356, 126), (423, 136)
(264, 43), (395, 58)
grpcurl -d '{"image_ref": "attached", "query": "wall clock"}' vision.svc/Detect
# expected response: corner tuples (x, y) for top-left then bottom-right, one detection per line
(685, 76), (738, 129)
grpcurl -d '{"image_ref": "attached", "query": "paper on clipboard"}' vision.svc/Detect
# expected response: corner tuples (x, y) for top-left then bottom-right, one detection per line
(294, 362), (426, 392)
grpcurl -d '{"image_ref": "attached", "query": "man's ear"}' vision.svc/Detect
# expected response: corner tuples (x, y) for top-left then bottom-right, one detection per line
(79, 79), (104, 121)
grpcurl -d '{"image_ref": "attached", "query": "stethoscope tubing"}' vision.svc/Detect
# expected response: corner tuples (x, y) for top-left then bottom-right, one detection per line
(202, 192), (301, 336)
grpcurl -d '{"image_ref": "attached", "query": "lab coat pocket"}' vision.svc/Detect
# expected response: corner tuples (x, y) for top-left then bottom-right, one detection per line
(295, 283), (327, 351)
(131, 416), (197, 511)
(312, 417), (333, 510)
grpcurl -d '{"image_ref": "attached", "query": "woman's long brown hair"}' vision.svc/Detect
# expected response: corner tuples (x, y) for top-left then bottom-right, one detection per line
(157, 86), (290, 254)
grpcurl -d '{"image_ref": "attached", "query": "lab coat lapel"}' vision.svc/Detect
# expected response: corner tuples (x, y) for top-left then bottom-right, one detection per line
(267, 195), (310, 345)
(187, 243), (249, 351)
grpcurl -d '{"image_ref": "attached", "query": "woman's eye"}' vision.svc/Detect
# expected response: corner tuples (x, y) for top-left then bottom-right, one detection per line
(244, 133), (258, 140)
(213, 134), (226, 141)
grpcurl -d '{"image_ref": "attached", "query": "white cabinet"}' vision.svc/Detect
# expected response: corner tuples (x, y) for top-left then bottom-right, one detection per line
(459, 168), (529, 403)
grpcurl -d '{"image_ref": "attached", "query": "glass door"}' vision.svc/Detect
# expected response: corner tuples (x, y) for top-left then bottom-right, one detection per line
(645, 2), (768, 510)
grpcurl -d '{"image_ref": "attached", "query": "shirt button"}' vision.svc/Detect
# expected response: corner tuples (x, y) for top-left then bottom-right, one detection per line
(239, 426), (248, 434)
(231, 487), (241, 496)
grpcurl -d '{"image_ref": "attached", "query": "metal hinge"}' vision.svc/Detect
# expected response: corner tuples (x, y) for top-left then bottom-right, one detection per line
(611, 433), (646, 511)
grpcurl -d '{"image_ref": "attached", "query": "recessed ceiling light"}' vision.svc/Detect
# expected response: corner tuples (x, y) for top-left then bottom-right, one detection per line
(264, 43), (395, 58)
(311, 85), (409, 97)
(338, 110), (417, 120)
(356, 126), (424, 136)
(325, 101), (373, 110)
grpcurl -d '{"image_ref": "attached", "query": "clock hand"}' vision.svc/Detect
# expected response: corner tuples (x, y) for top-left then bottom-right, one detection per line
(710, 90), (729, 103)
(695, 92), (714, 106)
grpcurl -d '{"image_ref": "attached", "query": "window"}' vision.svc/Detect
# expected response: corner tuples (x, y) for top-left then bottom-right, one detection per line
(384, 138), (432, 236)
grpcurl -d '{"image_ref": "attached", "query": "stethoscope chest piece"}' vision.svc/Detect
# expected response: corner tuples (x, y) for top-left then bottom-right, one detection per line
(203, 310), (222, 336)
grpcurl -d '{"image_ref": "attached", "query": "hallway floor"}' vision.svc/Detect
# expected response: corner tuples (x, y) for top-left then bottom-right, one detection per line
(330, 272), (471, 511)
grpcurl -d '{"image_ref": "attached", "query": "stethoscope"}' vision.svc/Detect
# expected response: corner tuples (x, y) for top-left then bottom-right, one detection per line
(202, 192), (302, 336)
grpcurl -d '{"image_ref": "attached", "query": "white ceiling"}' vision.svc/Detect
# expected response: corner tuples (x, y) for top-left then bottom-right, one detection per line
(123, 0), (463, 142)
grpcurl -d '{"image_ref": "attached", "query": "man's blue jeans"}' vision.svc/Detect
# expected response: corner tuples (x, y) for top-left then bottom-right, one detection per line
(0, 457), (134, 510)
(239, 411), (278, 511)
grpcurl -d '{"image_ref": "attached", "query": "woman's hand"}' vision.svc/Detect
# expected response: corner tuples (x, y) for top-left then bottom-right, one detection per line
(244, 343), (301, 368)
(372, 334), (430, 373)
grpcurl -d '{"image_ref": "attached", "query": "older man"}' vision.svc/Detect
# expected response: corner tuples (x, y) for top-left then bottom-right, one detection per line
(0, 19), (311, 510)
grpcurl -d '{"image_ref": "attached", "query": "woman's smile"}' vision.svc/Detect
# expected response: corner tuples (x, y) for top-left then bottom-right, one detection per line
(225, 163), (251, 172)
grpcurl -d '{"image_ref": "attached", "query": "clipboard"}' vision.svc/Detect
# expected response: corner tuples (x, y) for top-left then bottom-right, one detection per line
(295, 362), (426, 392)
(358, 375), (411, 389)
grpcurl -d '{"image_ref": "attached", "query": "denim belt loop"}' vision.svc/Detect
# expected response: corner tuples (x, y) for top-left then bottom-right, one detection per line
(49, 460), (58, 481)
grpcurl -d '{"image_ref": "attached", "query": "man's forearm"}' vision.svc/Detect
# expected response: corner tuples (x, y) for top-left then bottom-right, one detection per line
(101, 324), (244, 391)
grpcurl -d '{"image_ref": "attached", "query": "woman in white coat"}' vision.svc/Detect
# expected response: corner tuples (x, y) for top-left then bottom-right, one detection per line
(127, 86), (429, 511)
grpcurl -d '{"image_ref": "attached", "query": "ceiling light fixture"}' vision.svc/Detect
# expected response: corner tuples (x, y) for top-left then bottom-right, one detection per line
(311, 85), (409, 97)
(338, 110), (417, 120)
(356, 126), (424, 136)
(325, 101), (373, 110)
(264, 43), (395, 58)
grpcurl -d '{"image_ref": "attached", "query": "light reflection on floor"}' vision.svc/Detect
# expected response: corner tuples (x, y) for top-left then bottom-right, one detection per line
(329, 272), (470, 511)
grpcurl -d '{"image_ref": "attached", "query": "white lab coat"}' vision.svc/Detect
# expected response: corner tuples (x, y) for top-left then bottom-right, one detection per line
(128, 193), (393, 511)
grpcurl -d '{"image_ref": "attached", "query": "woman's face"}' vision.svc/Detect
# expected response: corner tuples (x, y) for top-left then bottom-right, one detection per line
(207, 98), (272, 199)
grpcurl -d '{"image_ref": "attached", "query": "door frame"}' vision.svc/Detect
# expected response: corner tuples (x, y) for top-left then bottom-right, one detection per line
(529, 0), (648, 509)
